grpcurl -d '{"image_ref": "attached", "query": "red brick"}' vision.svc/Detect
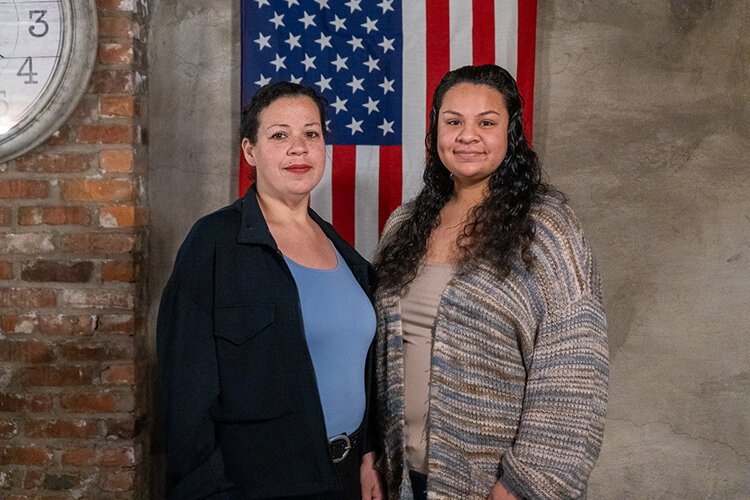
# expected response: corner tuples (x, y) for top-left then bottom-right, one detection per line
(0, 288), (56, 308)
(0, 339), (53, 363)
(97, 0), (136, 12)
(99, 42), (134, 65)
(21, 365), (98, 386)
(0, 393), (53, 412)
(102, 417), (135, 439)
(0, 419), (19, 438)
(101, 364), (135, 385)
(76, 124), (134, 144)
(26, 419), (97, 439)
(60, 178), (134, 202)
(15, 153), (90, 173)
(60, 341), (133, 361)
(99, 205), (136, 228)
(0, 446), (53, 466)
(0, 233), (55, 254)
(97, 314), (134, 334)
(18, 206), (91, 226)
(38, 315), (96, 336)
(101, 96), (136, 118)
(58, 233), (135, 253)
(101, 260), (135, 282)
(0, 261), (12, 279)
(99, 149), (134, 173)
(60, 448), (95, 466)
(0, 207), (10, 225)
(63, 446), (134, 467)
(100, 469), (134, 492)
(61, 288), (134, 309)
(0, 180), (49, 199)
(88, 70), (134, 94)
(21, 261), (93, 283)
(99, 16), (133, 38)
(61, 391), (133, 412)
(0, 314), (37, 334)
(23, 469), (44, 489)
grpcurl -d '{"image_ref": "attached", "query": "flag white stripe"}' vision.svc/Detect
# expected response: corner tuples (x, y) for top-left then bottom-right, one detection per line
(311, 145), (333, 221)
(354, 146), (380, 259)
(401, 0), (427, 203)
(495, 0), (518, 77)
(449, 0), (474, 69)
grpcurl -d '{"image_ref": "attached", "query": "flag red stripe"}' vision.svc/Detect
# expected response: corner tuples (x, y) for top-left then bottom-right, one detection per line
(378, 145), (403, 234)
(472, 0), (496, 65)
(425, 0), (450, 126)
(517, 0), (537, 143)
(331, 145), (356, 245)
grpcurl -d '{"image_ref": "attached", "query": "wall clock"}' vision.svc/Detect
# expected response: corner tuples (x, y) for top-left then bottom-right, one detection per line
(0, 0), (97, 164)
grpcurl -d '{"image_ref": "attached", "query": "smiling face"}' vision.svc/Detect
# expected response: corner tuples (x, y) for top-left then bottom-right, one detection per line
(241, 95), (326, 201)
(436, 83), (510, 190)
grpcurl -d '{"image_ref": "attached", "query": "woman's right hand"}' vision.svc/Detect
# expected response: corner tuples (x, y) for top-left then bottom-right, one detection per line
(360, 451), (384, 499)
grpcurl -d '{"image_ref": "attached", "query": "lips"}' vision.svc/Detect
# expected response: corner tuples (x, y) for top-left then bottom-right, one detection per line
(285, 164), (313, 173)
(453, 150), (484, 160)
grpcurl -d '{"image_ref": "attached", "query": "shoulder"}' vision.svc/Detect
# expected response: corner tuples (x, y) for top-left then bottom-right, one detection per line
(169, 202), (241, 282)
(380, 200), (416, 239)
(528, 194), (602, 304)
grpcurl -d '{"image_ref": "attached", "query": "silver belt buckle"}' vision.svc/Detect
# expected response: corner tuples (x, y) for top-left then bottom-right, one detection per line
(328, 433), (352, 464)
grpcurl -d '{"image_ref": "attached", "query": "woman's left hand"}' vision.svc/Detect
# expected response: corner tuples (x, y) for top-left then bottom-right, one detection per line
(360, 451), (384, 499)
(488, 481), (518, 500)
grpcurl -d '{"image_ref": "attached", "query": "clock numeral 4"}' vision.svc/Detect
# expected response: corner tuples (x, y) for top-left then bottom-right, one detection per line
(0, 91), (8, 115)
(29, 10), (50, 38)
(17, 57), (39, 85)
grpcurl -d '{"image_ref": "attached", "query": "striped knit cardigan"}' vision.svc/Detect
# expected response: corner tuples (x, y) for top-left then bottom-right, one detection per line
(374, 196), (609, 500)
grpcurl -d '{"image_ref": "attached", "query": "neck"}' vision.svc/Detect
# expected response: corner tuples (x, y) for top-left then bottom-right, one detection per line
(255, 189), (311, 226)
(451, 179), (489, 208)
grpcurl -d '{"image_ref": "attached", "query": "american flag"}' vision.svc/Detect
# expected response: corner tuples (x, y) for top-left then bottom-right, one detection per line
(240, 0), (537, 258)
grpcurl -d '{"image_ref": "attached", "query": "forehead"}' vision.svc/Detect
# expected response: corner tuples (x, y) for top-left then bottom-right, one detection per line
(440, 83), (507, 113)
(260, 95), (321, 123)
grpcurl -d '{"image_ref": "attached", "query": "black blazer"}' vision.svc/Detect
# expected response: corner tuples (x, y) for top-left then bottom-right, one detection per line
(157, 184), (378, 499)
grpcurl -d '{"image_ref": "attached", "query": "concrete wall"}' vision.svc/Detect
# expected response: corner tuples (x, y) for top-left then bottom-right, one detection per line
(148, 1), (749, 497)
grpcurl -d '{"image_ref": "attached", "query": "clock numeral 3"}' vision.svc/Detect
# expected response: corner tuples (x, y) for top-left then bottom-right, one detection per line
(17, 57), (39, 85)
(0, 91), (8, 115)
(29, 10), (50, 38)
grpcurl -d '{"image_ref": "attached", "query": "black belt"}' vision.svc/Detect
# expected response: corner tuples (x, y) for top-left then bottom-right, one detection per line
(328, 427), (362, 464)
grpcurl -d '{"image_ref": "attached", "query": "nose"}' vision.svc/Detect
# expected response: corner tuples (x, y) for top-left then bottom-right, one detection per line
(456, 124), (478, 143)
(288, 135), (308, 155)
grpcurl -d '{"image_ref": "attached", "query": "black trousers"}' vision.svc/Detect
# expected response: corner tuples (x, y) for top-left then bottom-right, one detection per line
(285, 438), (362, 500)
(409, 470), (428, 500)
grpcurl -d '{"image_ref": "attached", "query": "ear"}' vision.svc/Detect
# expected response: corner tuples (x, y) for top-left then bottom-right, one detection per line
(241, 138), (256, 166)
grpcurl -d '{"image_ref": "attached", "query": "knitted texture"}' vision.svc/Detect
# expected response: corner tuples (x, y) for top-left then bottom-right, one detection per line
(374, 196), (609, 500)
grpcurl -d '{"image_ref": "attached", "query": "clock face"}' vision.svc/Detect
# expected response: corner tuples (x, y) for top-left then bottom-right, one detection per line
(0, 1), (64, 135)
(0, 0), (96, 164)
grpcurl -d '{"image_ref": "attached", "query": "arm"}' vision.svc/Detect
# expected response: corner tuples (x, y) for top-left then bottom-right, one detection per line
(157, 284), (237, 499)
(498, 292), (609, 499)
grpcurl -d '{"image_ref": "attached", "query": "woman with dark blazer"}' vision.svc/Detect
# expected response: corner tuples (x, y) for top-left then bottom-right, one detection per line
(157, 82), (383, 499)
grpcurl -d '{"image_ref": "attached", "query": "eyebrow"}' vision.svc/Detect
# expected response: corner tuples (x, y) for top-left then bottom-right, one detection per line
(265, 122), (321, 129)
(441, 110), (502, 117)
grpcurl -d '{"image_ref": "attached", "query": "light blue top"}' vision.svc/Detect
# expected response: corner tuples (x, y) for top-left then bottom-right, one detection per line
(284, 244), (376, 437)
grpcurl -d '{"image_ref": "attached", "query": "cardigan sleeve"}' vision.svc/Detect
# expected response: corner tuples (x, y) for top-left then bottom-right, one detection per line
(157, 220), (239, 499)
(499, 203), (609, 499)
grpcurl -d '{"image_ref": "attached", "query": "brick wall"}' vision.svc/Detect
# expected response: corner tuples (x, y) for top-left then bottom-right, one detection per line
(0, 0), (149, 498)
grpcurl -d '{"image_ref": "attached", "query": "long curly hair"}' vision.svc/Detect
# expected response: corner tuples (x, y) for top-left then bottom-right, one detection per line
(375, 64), (560, 293)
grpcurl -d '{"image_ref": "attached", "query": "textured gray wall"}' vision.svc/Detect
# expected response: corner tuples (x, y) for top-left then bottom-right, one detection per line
(147, 0), (750, 497)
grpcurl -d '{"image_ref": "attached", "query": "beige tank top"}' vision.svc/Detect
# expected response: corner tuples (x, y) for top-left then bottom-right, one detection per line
(401, 261), (455, 474)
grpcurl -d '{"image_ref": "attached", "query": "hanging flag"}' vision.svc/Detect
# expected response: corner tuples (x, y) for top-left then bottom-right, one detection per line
(240, 0), (537, 258)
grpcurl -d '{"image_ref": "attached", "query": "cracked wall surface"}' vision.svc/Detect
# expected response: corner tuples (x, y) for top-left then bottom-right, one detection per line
(147, 0), (749, 497)
(535, 0), (750, 497)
